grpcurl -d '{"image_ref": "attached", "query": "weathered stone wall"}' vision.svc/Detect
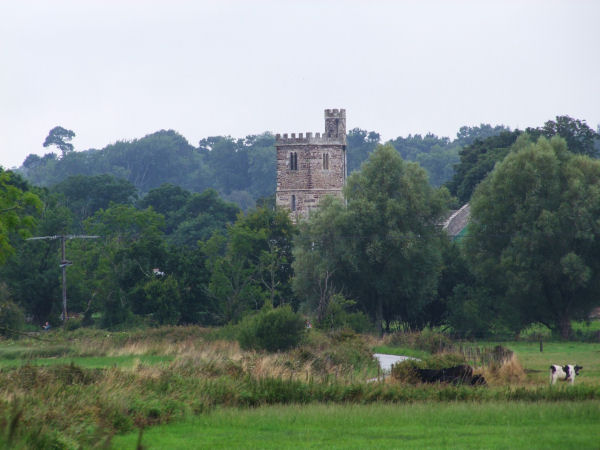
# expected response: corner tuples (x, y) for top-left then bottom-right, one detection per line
(276, 189), (344, 221)
(276, 144), (345, 190)
(275, 109), (347, 220)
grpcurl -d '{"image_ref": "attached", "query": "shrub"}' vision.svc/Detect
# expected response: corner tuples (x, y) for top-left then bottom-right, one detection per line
(238, 305), (305, 352)
(0, 299), (25, 338)
(316, 295), (373, 333)
(423, 353), (466, 369)
(390, 352), (467, 384)
(143, 276), (182, 326)
(415, 329), (454, 353)
(325, 330), (376, 372)
(571, 320), (600, 342)
(64, 317), (83, 331)
(390, 359), (421, 383)
(345, 312), (374, 334)
(386, 329), (453, 354)
(519, 323), (552, 341)
(82, 309), (94, 327)
(101, 295), (135, 329)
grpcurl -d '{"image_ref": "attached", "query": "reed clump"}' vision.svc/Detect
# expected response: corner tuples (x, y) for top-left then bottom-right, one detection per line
(480, 353), (527, 385)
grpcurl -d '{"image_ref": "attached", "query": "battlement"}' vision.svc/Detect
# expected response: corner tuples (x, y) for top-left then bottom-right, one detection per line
(324, 108), (346, 118)
(276, 108), (347, 145)
(275, 131), (345, 145)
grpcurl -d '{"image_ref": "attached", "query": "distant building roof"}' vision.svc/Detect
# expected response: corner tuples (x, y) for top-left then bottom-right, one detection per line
(443, 203), (470, 237)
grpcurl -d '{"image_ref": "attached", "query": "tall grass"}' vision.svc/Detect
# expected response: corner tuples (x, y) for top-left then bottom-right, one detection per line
(1, 326), (599, 448)
(1, 357), (599, 447)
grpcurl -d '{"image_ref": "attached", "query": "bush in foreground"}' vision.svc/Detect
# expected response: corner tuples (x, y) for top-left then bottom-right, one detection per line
(238, 305), (306, 352)
(0, 299), (25, 338)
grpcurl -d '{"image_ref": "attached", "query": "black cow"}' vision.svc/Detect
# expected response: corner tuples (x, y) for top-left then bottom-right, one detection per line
(470, 374), (487, 386)
(415, 365), (486, 386)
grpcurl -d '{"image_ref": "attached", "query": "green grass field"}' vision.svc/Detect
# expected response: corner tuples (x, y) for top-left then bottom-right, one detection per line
(112, 401), (600, 449)
(490, 341), (600, 383)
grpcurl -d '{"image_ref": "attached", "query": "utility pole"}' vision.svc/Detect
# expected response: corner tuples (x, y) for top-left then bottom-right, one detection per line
(26, 234), (99, 322)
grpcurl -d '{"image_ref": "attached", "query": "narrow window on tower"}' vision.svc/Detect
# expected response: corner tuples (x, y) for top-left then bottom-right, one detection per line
(322, 153), (329, 170)
(289, 152), (298, 170)
(291, 195), (296, 211)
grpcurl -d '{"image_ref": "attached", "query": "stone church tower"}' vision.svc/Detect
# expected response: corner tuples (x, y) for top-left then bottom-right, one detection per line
(275, 109), (347, 221)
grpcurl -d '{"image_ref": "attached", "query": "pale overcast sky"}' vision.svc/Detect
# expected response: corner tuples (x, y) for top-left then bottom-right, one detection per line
(1, 0), (599, 168)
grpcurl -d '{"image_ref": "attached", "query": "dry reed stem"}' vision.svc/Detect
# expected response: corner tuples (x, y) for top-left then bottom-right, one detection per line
(480, 353), (527, 386)
(167, 339), (356, 382)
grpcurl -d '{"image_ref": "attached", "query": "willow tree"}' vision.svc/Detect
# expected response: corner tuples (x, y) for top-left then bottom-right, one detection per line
(292, 196), (351, 323)
(343, 144), (448, 334)
(466, 135), (600, 338)
(0, 169), (41, 264)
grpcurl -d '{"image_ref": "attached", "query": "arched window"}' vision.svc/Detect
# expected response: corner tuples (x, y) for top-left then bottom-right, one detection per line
(322, 153), (329, 170)
(291, 195), (296, 211)
(289, 152), (298, 171)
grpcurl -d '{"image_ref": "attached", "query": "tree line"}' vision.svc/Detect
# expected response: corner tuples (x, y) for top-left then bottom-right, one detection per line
(19, 122), (519, 213)
(1, 116), (599, 339)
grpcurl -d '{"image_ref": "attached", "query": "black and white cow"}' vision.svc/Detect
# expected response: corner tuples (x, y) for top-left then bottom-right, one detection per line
(549, 364), (582, 385)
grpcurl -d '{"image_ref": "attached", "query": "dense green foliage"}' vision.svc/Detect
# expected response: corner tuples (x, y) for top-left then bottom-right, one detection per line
(446, 130), (520, 203)
(347, 124), (509, 187)
(18, 123), (513, 213)
(21, 130), (276, 211)
(138, 184), (240, 246)
(237, 305), (306, 352)
(294, 145), (450, 334)
(203, 207), (296, 324)
(532, 116), (599, 157)
(344, 145), (449, 331)
(346, 128), (381, 174)
(464, 136), (600, 338)
(52, 174), (138, 230)
(0, 169), (41, 263)
(0, 299), (25, 337)
(1, 114), (599, 338)
(447, 116), (600, 203)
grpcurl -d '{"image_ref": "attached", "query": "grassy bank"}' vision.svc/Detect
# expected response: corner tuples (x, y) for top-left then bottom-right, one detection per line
(1, 326), (599, 448)
(2, 358), (599, 447)
(112, 401), (600, 449)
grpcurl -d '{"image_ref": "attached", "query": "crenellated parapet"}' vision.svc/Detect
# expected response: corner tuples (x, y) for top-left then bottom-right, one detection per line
(324, 108), (346, 118)
(276, 108), (347, 146)
(275, 132), (345, 146)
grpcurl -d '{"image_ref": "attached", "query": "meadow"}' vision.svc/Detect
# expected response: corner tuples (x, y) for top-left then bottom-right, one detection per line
(112, 402), (600, 449)
(0, 325), (599, 449)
